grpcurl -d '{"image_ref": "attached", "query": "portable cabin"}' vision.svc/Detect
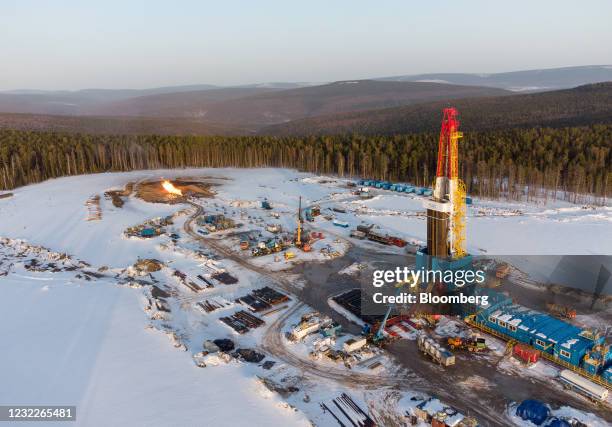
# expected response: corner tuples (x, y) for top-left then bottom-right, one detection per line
(321, 322), (342, 337)
(140, 227), (158, 238)
(465, 196), (473, 205)
(603, 366), (612, 383)
(415, 187), (426, 195)
(381, 182), (392, 190)
(422, 189), (433, 197)
(404, 186), (415, 193)
(478, 303), (593, 366)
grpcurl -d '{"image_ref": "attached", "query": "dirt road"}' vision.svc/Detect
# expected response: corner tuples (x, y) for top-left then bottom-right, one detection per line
(183, 200), (525, 426)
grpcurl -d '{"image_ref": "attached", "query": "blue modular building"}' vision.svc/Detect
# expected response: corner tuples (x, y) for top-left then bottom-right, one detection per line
(473, 293), (611, 381)
(356, 178), (467, 201)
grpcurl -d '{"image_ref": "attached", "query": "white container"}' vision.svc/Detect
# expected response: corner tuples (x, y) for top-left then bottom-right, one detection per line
(343, 337), (367, 353)
(558, 369), (608, 401)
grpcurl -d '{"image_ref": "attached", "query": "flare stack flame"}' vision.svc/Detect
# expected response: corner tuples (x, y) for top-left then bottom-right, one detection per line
(162, 180), (182, 196)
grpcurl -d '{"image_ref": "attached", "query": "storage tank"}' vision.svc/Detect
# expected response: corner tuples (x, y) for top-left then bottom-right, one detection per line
(558, 369), (609, 401)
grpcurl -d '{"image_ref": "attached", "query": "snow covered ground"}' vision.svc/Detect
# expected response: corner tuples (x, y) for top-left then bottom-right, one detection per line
(341, 192), (611, 256)
(0, 272), (308, 427)
(1, 167), (610, 426)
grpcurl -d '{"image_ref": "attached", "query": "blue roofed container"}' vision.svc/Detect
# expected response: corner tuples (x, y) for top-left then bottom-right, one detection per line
(140, 227), (157, 238)
(603, 366), (612, 383)
(466, 196), (473, 205)
(381, 182), (392, 190)
(404, 186), (415, 193)
(422, 189), (433, 196)
(515, 399), (550, 426)
(478, 302), (593, 365)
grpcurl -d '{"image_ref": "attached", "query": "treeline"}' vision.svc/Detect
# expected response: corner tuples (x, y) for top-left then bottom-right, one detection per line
(0, 125), (609, 204)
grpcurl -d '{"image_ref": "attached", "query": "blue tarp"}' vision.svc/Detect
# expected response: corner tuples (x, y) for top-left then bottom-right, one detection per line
(545, 418), (571, 427)
(516, 400), (550, 426)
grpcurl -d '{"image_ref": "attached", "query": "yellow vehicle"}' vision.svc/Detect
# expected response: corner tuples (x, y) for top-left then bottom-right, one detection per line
(284, 251), (296, 260)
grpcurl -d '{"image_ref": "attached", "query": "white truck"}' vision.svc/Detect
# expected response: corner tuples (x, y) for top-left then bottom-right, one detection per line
(417, 334), (455, 367)
(558, 369), (609, 402)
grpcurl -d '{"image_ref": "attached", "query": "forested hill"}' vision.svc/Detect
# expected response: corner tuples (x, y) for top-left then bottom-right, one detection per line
(260, 83), (612, 136)
(1, 125), (609, 204)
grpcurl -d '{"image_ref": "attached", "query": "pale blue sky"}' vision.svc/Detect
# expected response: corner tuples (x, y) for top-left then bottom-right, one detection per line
(1, 0), (611, 90)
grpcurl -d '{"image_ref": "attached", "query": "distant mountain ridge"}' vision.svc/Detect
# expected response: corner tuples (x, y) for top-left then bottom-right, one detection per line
(0, 66), (610, 135)
(260, 82), (612, 136)
(0, 80), (509, 125)
(378, 65), (612, 91)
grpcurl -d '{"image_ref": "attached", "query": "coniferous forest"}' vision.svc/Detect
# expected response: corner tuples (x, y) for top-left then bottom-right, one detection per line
(0, 125), (610, 204)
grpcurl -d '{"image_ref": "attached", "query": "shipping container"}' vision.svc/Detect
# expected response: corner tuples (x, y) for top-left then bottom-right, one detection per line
(513, 343), (540, 364)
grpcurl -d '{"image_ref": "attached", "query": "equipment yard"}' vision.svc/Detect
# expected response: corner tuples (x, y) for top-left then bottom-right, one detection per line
(1, 163), (610, 427)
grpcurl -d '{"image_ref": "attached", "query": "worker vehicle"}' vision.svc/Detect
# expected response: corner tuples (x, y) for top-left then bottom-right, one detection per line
(447, 336), (487, 352)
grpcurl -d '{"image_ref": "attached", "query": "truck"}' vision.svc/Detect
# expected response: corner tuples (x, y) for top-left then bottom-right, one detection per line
(417, 334), (455, 366)
(388, 236), (407, 247)
(557, 369), (609, 402)
(332, 219), (349, 228)
(367, 231), (391, 245)
(350, 230), (366, 239)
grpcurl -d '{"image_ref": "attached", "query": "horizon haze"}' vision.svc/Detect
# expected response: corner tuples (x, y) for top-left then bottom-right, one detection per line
(2, 0), (612, 91)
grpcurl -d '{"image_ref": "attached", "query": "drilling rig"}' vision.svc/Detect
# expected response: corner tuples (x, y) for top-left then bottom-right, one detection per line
(417, 108), (472, 291)
(426, 107), (467, 259)
(295, 196), (303, 247)
(370, 108), (473, 343)
(295, 196), (312, 252)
